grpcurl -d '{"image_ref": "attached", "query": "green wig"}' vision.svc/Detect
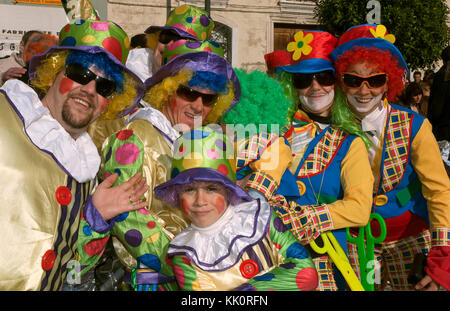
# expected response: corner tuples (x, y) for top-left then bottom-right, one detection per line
(221, 68), (295, 138)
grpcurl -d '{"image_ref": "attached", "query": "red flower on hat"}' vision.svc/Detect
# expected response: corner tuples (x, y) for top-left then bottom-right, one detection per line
(287, 31), (313, 61)
(369, 25), (396, 44)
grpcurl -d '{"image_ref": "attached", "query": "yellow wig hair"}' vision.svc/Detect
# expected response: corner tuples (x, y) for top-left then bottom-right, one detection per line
(30, 50), (138, 120)
(143, 68), (235, 124)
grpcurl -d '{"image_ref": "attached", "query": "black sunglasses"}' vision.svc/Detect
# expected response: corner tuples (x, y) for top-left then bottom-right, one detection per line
(159, 30), (183, 44)
(342, 72), (387, 89)
(64, 63), (117, 98)
(292, 71), (336, 89)
(176, 85), (218, 107)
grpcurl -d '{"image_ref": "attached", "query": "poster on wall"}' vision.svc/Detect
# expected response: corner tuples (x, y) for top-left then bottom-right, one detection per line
(0, 4), (68, 58)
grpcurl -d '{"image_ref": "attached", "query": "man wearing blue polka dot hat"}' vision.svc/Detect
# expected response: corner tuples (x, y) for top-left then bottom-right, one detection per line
(0, 19), (148, 290)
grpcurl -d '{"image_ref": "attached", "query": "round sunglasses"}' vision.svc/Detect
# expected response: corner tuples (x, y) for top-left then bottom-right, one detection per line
(64, 63), (117, 98)
(292, 71), (336, 89)
(176, 85), (219, 107)
(342, 72), (387, 89)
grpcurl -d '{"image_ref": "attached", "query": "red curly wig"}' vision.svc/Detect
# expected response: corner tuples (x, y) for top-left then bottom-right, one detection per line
(335, 46), (406, 102)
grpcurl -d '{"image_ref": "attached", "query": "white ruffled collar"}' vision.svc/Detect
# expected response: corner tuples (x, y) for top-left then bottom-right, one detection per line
(1, 80), (100, 183)
(124, 103), (180, 149)
(167, 199), (272, 271)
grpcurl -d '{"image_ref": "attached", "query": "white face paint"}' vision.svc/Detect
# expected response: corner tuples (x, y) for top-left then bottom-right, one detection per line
(299, 88), (334, 115)
(346, 92), (383, 115)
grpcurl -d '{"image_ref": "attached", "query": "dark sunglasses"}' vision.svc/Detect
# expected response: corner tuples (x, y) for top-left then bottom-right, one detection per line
(158, 30), (183, 44)
(64, 63), (117, 98)
(176, 85), (219, 107)
(292, 71), (336, 89)
(342, 72), (387, 89)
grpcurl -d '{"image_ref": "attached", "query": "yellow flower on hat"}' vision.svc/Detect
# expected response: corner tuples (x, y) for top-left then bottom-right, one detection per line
(287, 31), (314, 61)
(369, 24), (396, 44)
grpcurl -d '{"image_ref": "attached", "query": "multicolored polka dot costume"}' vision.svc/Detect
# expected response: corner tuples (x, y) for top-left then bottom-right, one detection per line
(152, 128), (319, 291)
(77, 121), (187, 291)
(145, 4), (214, 41)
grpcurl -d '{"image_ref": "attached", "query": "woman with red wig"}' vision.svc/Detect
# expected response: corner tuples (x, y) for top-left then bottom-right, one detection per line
(331, 24), (450, 291)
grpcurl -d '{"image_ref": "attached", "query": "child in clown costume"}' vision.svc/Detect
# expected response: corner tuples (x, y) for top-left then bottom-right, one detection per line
(76, 38), (292, 290)
(154, 126), (318, 291)
(267, 30), (375, 291)
(331, 24), (450, 291)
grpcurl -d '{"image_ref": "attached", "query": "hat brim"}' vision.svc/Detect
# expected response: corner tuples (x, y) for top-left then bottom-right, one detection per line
(144, 25), (199, 41)
(277, 58), (335, 74)
(144, 51), (241, 113)
(154, 167), (252, 206)
(28, 45), (145, 118)
(330, 38), (408, 72)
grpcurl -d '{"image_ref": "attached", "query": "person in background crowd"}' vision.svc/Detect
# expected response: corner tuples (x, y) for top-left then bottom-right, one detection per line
(397, 82), (425, 116)
(0, 19), (146, 290)
(0, 30), (44, 85)
(331, 24), (450, 291)
(428, 45), (450, 142)
(413, 71), (422, 84)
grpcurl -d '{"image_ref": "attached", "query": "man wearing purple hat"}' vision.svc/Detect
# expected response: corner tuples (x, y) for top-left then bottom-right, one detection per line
(77, 39), (240, 290)
(0, 19), (148, 290)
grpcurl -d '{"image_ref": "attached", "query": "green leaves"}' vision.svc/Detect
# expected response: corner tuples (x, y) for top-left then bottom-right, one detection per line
(314, 0), (450, 70)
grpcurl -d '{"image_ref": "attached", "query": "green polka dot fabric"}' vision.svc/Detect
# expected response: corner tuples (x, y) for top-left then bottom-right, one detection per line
(165, 4), (214, 40)
(162, 40), (224, 65)
(171, 126), (236, 182)
(59, 19), (130, 64)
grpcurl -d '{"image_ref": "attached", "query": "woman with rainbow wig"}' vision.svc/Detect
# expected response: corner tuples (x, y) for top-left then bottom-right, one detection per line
(77, 39), (241, 291)
(331, 24), (450, 291)
(270, 30), (374, 291)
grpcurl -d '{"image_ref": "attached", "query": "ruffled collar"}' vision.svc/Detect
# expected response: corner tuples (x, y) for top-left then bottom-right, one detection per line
(167, 199), (271, 271)
(1, 80), (100, 183)
(124, 104), (180, 149)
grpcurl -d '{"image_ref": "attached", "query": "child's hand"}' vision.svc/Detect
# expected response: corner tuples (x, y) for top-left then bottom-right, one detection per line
(92, 172), (149, 221)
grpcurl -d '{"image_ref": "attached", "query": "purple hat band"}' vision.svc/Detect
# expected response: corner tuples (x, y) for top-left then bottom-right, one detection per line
(154, 167), (252, 206)
(144, 51), (241, 113)
(144, 25), (199, 41)
(28, 45), (145, 117)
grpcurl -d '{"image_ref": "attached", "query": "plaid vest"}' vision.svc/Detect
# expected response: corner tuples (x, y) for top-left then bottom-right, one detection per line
(373, 104), (428, 222)
(280, 124), (358, 252)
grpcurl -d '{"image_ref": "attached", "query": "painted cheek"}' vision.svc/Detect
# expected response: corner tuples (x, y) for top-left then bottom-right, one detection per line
(98, 97), (109, 113)
(181, 198), (191, 216)
(214, 196), (225, 214)
(59, 77), (74, 94)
